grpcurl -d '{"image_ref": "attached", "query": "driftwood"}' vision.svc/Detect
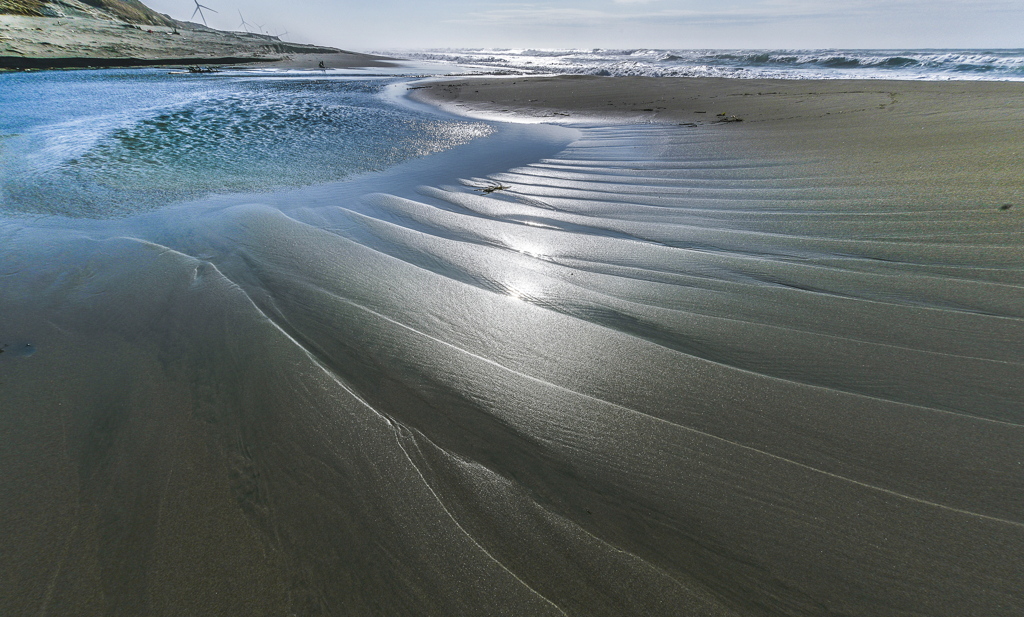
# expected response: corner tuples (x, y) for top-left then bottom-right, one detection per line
(473, 182), (511, 194)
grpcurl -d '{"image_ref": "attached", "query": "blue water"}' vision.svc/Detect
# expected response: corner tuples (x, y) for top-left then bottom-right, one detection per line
(389, 48), (1024, 81)
(0, 68), (492, 217)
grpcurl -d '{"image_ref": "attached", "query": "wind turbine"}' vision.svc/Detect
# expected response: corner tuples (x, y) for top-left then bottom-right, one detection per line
(191, 0), (216, 26)
(237, 9), (253, 33)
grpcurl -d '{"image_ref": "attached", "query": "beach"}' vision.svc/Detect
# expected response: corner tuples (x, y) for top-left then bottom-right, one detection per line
(1, 65), (1022, 616)
(410, 75), (1024, 205)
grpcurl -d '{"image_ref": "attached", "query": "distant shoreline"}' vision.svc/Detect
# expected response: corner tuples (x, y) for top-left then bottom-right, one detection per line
(0, 55), (290, 70)
(0, 51), (398, 71)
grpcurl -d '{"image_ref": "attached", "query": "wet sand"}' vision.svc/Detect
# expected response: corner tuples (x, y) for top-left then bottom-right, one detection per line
(1, 75), (1022, 616)
(410, 75), (1024, 207)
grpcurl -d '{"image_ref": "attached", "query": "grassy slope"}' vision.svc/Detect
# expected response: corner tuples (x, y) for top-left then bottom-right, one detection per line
(0, 0), (176, 26)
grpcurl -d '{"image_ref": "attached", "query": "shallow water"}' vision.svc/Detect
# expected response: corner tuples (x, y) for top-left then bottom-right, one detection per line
(0, 69), (493, 216)
(1, 70), (1022, 616)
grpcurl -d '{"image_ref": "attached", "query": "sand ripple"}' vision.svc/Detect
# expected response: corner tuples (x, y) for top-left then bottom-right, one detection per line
(1, 123), (1021, 615)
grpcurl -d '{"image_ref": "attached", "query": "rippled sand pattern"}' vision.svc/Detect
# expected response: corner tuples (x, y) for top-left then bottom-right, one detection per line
(1, 123), (1021, 616)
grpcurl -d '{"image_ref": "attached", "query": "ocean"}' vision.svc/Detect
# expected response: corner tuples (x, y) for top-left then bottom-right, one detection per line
(392, 48), (1024, 81)
(1, 61), (1021, 615)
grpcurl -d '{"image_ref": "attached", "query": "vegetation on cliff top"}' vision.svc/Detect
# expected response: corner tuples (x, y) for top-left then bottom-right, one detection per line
(0, 0), (176, 27)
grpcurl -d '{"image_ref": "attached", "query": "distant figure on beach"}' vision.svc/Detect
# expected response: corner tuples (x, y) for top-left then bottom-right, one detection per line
(319, 61), (325, 69)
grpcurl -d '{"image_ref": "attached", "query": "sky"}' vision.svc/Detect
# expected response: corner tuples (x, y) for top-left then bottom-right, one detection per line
(145, 0), (1024, 51)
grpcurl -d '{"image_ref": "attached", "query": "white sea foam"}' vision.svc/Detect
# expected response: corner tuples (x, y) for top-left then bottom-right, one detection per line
(382, 48), (1024, 81)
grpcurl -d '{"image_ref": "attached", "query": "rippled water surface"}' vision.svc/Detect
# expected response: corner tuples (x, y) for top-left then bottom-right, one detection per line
(0, 69), (492, 216)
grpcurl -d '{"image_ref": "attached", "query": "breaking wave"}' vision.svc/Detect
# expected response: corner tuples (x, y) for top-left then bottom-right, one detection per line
(388, 48), (1024, 81)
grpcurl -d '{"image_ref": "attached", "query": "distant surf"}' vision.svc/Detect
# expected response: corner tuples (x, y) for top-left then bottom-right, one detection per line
(388, 48), (1024, 81)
